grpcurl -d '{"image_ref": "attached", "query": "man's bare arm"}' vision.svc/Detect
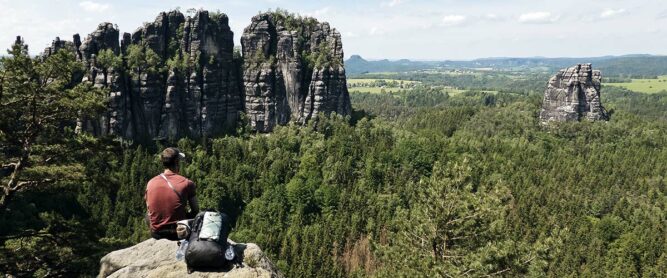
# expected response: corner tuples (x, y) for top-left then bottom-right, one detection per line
(189, 196), (200, 215)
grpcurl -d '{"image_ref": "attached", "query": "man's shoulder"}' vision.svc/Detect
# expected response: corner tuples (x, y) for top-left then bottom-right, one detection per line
(147, 175), (163, 184)
(168, 173), (194, 186)
(180, 175), (195, 186)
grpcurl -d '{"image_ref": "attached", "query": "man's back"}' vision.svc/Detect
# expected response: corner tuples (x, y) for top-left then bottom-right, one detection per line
(145, 170), (196, 232)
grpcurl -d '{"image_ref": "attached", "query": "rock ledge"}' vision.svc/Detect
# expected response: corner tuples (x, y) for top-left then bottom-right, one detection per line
(97, 239), (283, 278)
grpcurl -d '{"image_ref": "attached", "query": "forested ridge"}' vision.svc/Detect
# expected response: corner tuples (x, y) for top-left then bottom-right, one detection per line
(346, 54), (667, 77)
(2, 40), (667, 277)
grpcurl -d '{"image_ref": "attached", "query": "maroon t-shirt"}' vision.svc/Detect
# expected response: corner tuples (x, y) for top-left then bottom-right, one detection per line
(145, 170), (196, 232)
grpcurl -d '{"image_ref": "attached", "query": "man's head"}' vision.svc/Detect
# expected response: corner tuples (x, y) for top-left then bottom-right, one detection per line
(161, 147), (186, 172)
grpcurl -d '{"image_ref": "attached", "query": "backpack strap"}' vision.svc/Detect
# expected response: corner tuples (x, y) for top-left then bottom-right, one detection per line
(159, 173), (185, 204)
(191, 212), (206, 241)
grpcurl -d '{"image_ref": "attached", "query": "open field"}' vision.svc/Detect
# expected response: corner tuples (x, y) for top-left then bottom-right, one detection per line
(444, 88), (468, 95)
(349, 86), (467, 95)
(348, 78), (421, 93)
(349, 87), (401, 93)
(347, 78), (420, 85)
(607, 76), (667, 93)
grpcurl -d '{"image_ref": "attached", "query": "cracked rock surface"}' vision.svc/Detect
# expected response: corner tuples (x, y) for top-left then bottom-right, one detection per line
(540, 64), (609, 124)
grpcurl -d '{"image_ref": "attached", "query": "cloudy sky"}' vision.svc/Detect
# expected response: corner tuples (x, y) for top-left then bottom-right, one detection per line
(1, 0), (666, 60)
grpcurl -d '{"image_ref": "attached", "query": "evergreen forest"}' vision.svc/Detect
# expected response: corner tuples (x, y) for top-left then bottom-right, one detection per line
(2, 38), (667, 277)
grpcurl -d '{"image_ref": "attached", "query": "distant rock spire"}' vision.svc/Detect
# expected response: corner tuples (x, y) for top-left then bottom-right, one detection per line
(241, 12), (352, 132)
(540, 64), (609, 124)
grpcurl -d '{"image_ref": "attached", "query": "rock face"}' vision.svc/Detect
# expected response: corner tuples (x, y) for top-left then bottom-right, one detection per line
(75, 23), (123, 137)
(540, 64), (609, 124)
(80, 23), (120, 61)
(97, 239), (283, 278)
(41, 37), (78, 59)
(241, 13), (352, 132)
(40, 10), (351, 140)
(71, 11), (243, 141)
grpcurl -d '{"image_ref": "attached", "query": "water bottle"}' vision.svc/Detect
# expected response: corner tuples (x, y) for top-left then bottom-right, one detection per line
(224, 245), (235, 261)
(176, 240), (189, 261)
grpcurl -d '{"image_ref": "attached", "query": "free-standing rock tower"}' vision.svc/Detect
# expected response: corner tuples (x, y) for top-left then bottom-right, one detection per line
(540, 64), (609, 124)
(241, 12), (352, 132)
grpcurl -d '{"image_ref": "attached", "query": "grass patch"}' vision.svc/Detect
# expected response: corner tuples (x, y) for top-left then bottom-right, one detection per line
(445, 88), (467, 96)
(349, 87), (401, 93)
(607, 76), (667, 94)
(348, 78), (419, 85)
(349, 87), (466, 95)
(348, 78), (421, 94)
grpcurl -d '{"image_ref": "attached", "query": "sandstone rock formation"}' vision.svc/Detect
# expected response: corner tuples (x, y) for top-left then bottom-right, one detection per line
(41, 37), (78, 59)
(241, 12), (352, 132)
(97, 239), (283, 278)
(39, 9), (351, 140)
(72, 11), (243, 141)
(539, 64), (609, 124)
(80, 23), (120, 61)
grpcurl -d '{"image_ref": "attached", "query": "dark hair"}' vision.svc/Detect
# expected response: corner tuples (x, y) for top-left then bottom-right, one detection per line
(161, 147), (181, 169)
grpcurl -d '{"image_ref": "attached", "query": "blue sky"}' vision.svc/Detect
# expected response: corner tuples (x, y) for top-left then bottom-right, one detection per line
(1, 0), (667, 60)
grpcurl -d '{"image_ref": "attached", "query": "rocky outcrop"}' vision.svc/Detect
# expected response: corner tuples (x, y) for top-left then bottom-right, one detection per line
(56, 11), (243, 141)
(38, 9), (351, 140)
(241, 12), (352, 132)
(43, 8), (351, 141)
(77, 23), (124, 137)
(540, 64), (609, 124)
(80, 23), (120, 61)
(119, 10), (243, 141)
(41, 37), (78, 60)
(97, 239), (283, 278)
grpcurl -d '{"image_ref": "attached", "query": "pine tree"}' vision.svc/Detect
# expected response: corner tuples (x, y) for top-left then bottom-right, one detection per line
(0, 38), (108, 277)
(0, 38), (106, 210)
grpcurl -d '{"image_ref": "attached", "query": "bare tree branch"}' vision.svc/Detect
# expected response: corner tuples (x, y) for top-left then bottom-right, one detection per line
(485, 267), (511, 277)
(12, 179), (54, 191)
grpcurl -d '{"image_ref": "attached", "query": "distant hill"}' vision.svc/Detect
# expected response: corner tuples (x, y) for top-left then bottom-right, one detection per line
(345, 55), (667, 77)
(345, 55), (436, 74)
(596, 56), (667, 76)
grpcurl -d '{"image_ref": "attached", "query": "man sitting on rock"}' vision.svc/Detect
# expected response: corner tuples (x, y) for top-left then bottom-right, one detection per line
(145, 147), (199, 240)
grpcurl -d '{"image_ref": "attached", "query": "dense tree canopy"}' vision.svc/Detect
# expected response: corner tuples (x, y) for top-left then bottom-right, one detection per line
(1, 39), (667, 277)
(58, 89), (667, 277)
(0, 39), (108, 276)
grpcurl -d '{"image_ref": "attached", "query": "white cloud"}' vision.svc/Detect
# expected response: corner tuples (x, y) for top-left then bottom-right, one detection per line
(659, 10), (667, 19)
(600, 8), (627, 19)
(383, 0), (403, 8)
(481, 13), (506, 22)
(344, 31), (359, 38)
(518, 12), (559, 24)
(441, 15), (467, 26)
(310, 7), (330, 17)
(79, 1), (110, 13)
(369, 26), (387, 36)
